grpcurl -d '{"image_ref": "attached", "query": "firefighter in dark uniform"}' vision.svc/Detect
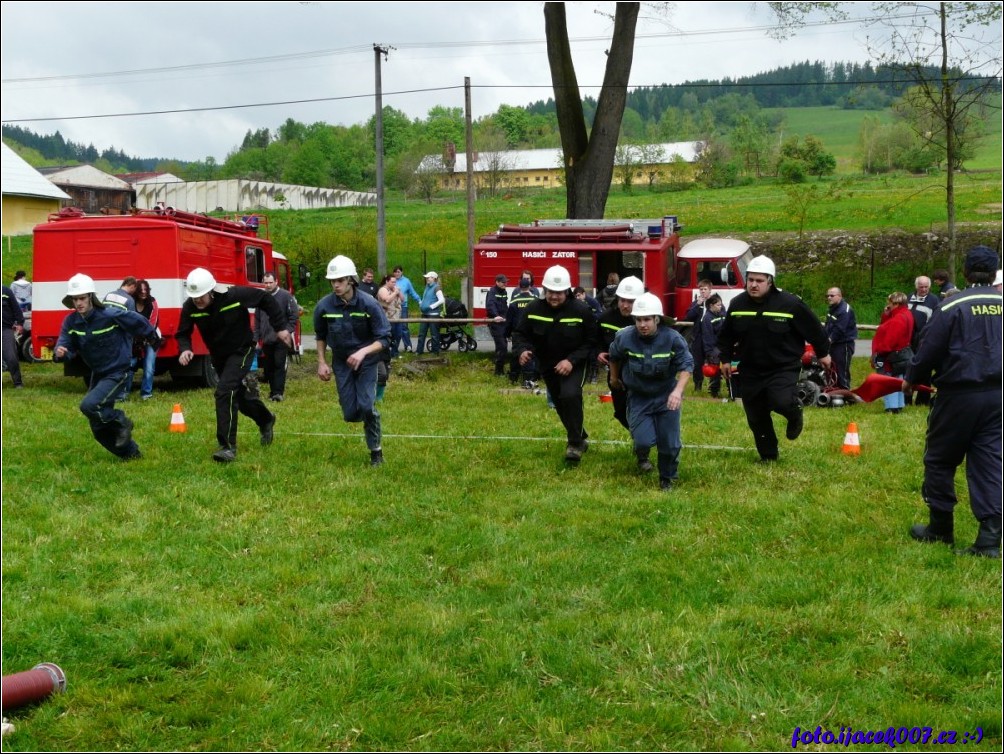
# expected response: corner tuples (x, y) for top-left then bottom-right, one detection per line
(905, 245), (1002, 558)
(513, 264), (598, 464)
(596, 276), (644, 432)
(177, 267), (292, 463)
(717, 255), (831, 462)
(485, 274), (511, 376)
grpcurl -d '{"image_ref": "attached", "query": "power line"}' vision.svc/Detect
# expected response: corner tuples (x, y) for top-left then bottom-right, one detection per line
(1, 10), (939, 86)
(5, 76), (997, 126)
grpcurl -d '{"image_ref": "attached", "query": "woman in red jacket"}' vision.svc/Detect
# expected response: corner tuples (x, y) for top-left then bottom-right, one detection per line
(872, 291), (915, 413)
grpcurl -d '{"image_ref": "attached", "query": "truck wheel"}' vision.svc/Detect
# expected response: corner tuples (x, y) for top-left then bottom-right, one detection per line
(19, 335), (37, 362)
(200, 356), (219, 388)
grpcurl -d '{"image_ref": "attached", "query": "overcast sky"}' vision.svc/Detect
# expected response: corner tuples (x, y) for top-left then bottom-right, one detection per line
(0, 1), (942, 163)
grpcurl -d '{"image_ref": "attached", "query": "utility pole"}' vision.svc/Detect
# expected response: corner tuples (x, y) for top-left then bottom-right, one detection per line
(374, 44), (390, 275)
(464, 76), (475, 312)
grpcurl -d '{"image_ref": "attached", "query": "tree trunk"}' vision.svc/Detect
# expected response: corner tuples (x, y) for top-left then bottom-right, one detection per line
(545, 2), (639, 219)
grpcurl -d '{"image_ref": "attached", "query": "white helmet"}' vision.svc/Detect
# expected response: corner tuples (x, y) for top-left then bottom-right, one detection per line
(326, 255), (358, 280)
(62, 273), (102, 309)
(631, 292), (664, 318)
(615, 276), (644, 300)
(542, 265), (572, 292)
(746, 255), (776, 278)
(185, 268), (218, 298)
(994, 269), (1003, 287)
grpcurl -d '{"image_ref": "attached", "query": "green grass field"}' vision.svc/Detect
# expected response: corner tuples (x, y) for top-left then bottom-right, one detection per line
(1, 353), (1001, 751)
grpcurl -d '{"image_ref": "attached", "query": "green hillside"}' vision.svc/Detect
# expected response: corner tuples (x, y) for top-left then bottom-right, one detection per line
(767, 100), (1003, 172)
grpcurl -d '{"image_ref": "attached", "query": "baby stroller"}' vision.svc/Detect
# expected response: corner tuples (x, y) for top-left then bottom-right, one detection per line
(438, 297), (478, 352)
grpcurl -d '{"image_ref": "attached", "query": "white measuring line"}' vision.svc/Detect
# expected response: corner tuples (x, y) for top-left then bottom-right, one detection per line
(284, 431), (749, 452)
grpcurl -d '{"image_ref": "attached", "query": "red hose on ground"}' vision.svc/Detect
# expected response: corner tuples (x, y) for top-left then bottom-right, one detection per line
(1, 663), (66, 713)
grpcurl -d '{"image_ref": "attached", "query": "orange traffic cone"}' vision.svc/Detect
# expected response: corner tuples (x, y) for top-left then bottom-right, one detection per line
(842, 422), (860, 455)
(169, 403), (187, 433)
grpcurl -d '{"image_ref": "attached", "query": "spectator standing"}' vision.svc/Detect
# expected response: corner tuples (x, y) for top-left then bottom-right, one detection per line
(907, 275), (940, 405)
(314, 255), (391, 467)
(932, 268), (958, 300)
(905, 245), (1002, 558)
(597, 272), (621, 310)
(377, 274), (405, 358)
(176, 268), (291, 463)
(824, 287), (858, 390)
(608, 293), (693, 488)
(255, 272), (300, 402)
(684, 279), (714, 392)
(103, 276), (138, 312)
(505, 279), (538, 385)
(512, 265), (598, 465)
(573, 286), (603, 382)
(485, 274), (511, 376)
(417, 271), (445, 355)
(717, 256), (831, 463)
(133, 280), (160, 400)
(392, 265), (422, 353)
(358, 268), (378, 298)
(596, 276), (644, 432)
(510, 270), (540, 301)
(573, 286), (603, 318)
(11, 271), (31, 311)
(699, 294), (726, 399)
(2, 285), (25, 388)
(53, 274), (157, 459)
(871, 292), (914, 414)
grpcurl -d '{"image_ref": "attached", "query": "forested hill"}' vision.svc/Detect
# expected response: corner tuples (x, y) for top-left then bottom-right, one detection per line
(527, 59), (993, 121)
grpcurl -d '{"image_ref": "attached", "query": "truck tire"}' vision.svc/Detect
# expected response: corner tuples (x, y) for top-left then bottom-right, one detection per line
(18, 334), (36, 362)
(200, 356), (219, 388)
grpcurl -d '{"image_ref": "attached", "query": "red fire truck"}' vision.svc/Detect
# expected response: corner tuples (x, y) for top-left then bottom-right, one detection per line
(31, 207), (298, 386)
(471, 215), (753, 321)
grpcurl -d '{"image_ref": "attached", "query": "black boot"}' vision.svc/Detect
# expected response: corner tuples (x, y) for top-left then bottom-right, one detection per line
(909, 508), (954, 545)
(636, 448), (653, 474)
(962, 516), (1001, 558)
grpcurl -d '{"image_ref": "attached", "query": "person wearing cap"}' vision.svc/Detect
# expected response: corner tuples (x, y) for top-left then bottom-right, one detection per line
(53, 274), (158, 460)
(512, 264), (598, 464)
(485, 274), (511, 376)
(905, 245), (1003, 558)
(417, 271), (445, 355)
(314, 255), (391, 467)
(504, 278), (538, 385)
(596, 276), (644, 432)
(717, 255), (831, 463)
(608, 292), (693, 489)
(176, 268), (292, 463)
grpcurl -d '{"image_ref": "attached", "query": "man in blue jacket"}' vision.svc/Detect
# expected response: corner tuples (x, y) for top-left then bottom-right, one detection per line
(315, 255), (391, 467)
(824, 287), (857, 389)
(54, 274), (158, 459)
(609, 293), (693, 489)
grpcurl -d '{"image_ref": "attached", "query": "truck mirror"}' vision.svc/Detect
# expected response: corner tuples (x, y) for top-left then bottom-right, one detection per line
(298, 264), (309, 288)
